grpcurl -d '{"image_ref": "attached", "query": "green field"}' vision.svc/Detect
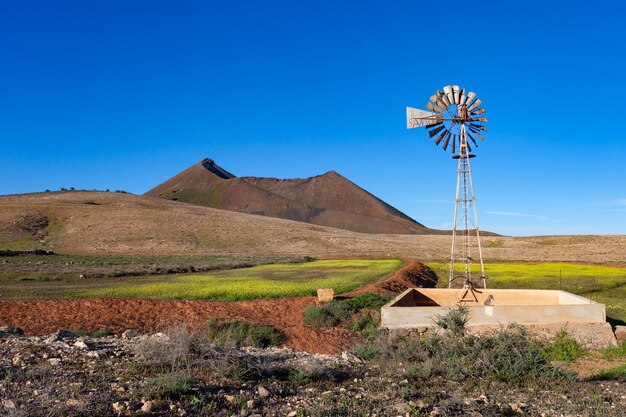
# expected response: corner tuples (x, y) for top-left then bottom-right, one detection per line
(427, 262), (626, 324)
(0, 259), (404, 301)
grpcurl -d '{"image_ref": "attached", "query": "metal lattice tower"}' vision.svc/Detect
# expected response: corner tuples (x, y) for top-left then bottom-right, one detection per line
(406, 85), (488, 289)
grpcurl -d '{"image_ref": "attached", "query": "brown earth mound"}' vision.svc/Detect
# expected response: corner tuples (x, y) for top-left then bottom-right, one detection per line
(0, 297), (354, 354)
(144, 158), (437, 235)
(344, 259), (439, 296)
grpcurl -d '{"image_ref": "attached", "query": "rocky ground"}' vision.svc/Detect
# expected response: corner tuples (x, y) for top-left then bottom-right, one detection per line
(0, 327), (624, 417)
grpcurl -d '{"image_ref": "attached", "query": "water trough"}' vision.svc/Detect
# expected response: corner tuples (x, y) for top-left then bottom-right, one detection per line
(380, 288), (617, 348)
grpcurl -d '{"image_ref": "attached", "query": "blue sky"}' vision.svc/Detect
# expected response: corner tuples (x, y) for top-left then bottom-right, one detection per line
(2, 1), (625, 236)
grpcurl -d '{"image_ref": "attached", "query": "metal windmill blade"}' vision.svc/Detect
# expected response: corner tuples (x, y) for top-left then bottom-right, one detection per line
(406, 85), (488, 154)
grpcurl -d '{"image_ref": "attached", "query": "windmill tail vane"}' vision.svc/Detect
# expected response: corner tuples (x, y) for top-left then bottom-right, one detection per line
(407, 85), (488, 290)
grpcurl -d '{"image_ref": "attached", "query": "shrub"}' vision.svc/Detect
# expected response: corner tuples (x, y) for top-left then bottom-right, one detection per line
(344, 293), (390, 311)
(205, 318), (283, 348)
(588, 363), (626, 381)
(543, 329), (585, 362)
(602, 341), (626, 360)
(303, 305), (340, 327)
(359, 308), (564, 383)
(351, 343), (381, 360)
(433, 305), (470, 337)
(142, 371), (195, 399)
(304, 293), (389, 328)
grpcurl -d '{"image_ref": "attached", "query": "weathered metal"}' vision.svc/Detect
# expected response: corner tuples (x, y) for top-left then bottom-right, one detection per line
(405, 85), (488, 289)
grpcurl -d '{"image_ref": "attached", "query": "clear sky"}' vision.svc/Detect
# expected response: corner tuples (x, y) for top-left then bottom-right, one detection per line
(2, 1), (625, 236)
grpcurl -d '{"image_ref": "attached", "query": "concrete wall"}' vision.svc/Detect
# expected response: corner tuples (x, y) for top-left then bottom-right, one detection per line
(381, 288), (606, 329)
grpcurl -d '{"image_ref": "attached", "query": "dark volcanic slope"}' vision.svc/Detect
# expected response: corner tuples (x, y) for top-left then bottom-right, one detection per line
(145, 158), (435, 234)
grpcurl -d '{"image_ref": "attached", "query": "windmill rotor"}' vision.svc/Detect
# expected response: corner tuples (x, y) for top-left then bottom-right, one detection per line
(406, 85), (488, 157)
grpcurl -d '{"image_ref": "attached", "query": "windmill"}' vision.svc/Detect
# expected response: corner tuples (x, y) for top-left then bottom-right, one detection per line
(406, 85), (488, 289)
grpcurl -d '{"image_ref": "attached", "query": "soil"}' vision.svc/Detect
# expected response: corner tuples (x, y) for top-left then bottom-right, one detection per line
(0, 261), (431, 354)
(345, 259), (438, 296)
(0, 297), (353, 354)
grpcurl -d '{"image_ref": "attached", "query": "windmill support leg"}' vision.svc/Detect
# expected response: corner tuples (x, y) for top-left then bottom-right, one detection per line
(449, 124), (486, 289)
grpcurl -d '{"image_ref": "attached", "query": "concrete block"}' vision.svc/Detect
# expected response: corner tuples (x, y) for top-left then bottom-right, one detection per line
(317, 288), (334, 303)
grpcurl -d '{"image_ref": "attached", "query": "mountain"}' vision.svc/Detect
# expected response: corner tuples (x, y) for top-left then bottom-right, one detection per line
(144, 158), (438, 234)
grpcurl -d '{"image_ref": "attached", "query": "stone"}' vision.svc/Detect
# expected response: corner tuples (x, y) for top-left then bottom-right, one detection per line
(615, 326), (626, 342)
(1, 400), (16, 409)
(287, 411), (298, 417)
(45, 329), (77, 343)
(141, 401), (154, 413)
(257, 385), (270, 397)
(66, 399), (83, 407)
(409, 400), (427, 410)
(225, 395), (236, 403)
(0, 326), (24, 337)
(317, 288), (334, 302)
(112, 402), (124, 413)
(48, 358), (61, 366)
(246, 399), (254, 408)
(122, 329), (140, 339)
(393, 402), (412, 414)
(74, 339), (89, 349)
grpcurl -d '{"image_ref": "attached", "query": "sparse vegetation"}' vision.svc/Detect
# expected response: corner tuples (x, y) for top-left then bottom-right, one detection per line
(544, 329), (586, 362)
(0, 259), (402, 301)
(205, 318), (283, 348)
(303, 292), (390, 328)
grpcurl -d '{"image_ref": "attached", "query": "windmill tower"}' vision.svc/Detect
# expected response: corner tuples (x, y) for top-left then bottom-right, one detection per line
(406, 85), (488, 289)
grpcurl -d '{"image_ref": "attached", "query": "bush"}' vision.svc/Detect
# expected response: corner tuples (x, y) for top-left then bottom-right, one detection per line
(303, 305), (340, 327)
(358, 307), (565, 383)
(303, 293), (389, 328)
(543, 329), (585, 362)
(344, 293), (390, 311)
(433, 305), (470, 337)
(142, 371), (195, 399)
(205, 318), (283, 348)
(588, 363), (626, 381)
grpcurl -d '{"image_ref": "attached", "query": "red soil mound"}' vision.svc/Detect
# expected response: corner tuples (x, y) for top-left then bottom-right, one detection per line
(345, 259), (439, 296)
(0, 297), (354, 354)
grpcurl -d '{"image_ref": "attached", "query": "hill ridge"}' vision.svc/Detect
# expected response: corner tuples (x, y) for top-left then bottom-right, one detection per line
(145, 158), (435, 235)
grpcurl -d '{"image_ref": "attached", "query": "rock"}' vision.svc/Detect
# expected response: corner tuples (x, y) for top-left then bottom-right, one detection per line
(225, 395), (236, 403)
(399, 379), (408, 385)
(74, 339), (89, 349)
(257, 385), (270, 397)
(410, 400), (427, 410)
(45, 329), (77, 343)
(246, 399), (254, 408)
(287, 411), (298, 417)
(1, 400), (16, 409)
(66, 399), (83, 407)
(393, 402), (412, 414)
(112, 402), (124, 413)
(0, 326), (24, 337)
(122, 329), (140, 339)
(48, 358), (61, 366)
(178, 410), (187, 417)
(141, 401), (154, 413)
(615, 326), (626, 342)
(249, 414), (262, 417)
(317, 288), (334, 302)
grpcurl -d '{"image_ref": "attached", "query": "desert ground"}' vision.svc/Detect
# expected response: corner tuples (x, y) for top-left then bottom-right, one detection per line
(0, 191), (625, 416)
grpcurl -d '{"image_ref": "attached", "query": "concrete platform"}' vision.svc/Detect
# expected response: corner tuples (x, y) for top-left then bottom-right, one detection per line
(380, 288), (617, 348)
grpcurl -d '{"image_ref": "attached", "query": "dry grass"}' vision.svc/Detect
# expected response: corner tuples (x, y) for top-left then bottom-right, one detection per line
(0, 192), (625, 263)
